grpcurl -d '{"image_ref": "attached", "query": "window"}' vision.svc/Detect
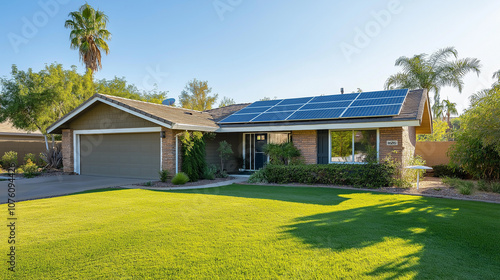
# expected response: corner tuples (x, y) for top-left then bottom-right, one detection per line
(330, 130), (377, 163)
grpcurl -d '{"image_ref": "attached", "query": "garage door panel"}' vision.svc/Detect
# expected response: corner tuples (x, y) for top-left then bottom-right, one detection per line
(80, 133), (160, 179)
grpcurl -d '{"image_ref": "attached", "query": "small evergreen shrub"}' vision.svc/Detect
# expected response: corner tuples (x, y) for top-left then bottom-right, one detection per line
(172, 172), (189, 185)
(180, 132), (206, 182)
(491, 182), (500, 193)
(263, 142), (301, 165)
(477, 180), (500, 193)
(432, 164), (468, 179)
(442, 177), (463, 188)
(203, 165), (217, 180)
(159, 169), (170, 182)
(247, 169), (268, 183)
(215, 169), (228, 178)
(21, 159), (40, 178)
(144, 181), (153, 187)
(2, 151), (18, 169)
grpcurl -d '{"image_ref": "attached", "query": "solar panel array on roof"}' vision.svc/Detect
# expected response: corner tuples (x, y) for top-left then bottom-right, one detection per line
(218, 89), (409, 124)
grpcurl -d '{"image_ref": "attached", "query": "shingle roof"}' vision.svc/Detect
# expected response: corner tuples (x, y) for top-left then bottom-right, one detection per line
(204, 103), (251, 122)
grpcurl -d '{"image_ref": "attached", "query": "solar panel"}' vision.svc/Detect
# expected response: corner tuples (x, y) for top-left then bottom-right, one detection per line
(217, 89), (409, 124)
(245, 99), (282, 108)
(351, 96), (405, 107)
(287, 108), (345, 120)
(219, 113), (260, 123)
(309, 93), (357, 103)
(278, 97), (313, 105)
(235, 106), (270, 114)
(252, 111), (295, 122)
(357, 89), (407, 100)
(342, 104), (402, 118)
(301, 100), (352, 110)
(266, 104), (302, 112)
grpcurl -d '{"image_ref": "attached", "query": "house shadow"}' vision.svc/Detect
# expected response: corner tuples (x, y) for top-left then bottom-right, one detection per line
(281, 197), (500, 279)
(152, 184), (358, 206)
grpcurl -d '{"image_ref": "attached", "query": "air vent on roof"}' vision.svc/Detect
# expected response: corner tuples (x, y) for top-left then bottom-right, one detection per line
(184, 112), (193, 115)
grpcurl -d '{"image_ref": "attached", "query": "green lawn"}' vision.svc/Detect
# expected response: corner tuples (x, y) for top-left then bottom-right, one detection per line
(2, 185), (500, 279)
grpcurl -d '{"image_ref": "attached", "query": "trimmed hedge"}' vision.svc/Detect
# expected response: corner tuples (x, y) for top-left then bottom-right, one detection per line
(432, 164), (469, 179)
(261, 163), (394, 188)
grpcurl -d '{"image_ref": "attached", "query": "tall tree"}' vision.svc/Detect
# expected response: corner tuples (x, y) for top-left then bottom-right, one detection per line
(65, 3), (111, 74)
(442, 99), (458, 125)
(384, 47), (481, 118)
(218, 96), (235, 107)
(179, 79), (218, 111)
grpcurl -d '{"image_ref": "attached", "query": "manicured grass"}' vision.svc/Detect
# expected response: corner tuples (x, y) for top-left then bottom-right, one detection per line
(2, 185), (500, 279)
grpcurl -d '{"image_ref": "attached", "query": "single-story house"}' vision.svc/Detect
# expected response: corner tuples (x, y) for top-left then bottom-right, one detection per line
(47, 89), (432, 179)
(0, 121), (46, 163)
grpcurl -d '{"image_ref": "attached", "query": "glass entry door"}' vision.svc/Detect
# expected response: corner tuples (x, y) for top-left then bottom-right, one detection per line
(243, 133), (290, 171)
(244, 133), (268, 171)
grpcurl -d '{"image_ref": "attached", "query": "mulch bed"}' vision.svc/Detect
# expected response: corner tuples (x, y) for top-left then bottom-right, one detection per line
(137, 177), (234, 188)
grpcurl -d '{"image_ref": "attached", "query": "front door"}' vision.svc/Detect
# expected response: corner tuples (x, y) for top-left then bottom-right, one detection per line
(244, 133), (268, 170)
(254, 134), (267, 169)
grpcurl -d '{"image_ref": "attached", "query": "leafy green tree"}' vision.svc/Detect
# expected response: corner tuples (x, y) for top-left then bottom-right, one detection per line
(180, 131), (206, 181)
(417, 119), (450, 141)
(179, 79), (218, 111)
(218, 96), (236, 107)
(384, 47), (481, 117)
(449, 73), (500, 180)
(95, 77), (167, 104)
(0, 64), (94, 149)
(65, 3), (111, 74)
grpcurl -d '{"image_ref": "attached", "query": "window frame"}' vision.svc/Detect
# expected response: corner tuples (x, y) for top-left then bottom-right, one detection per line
(328, 128), (380, 164)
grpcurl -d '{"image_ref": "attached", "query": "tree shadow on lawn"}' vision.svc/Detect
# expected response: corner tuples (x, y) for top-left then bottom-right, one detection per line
(282, 197), (500, 279)
(154, 184), (356, 206)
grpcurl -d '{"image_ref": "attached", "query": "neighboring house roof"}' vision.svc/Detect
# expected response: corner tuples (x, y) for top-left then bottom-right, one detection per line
(0, 120), (44, 137)
(47, 89), (432, 134)
(216, 89), (432, 133)
(204, 103), (251, 122)
(47, 93), (219, 134)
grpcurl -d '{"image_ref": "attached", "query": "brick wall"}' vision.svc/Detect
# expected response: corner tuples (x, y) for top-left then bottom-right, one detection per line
(161, 129), (185, 175)
(379, 126), (417, 165)
(379, 127), (403, 163)
(62, 129), (74, 172)
(292, 130), (317, 164)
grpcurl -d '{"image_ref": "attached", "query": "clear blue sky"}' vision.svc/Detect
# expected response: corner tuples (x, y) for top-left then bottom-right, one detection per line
(1, 0), (500, 113)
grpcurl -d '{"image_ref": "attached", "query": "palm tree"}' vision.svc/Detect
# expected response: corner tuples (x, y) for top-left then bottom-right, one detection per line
(65, 4), (111, 74)
(384, 47), (481, 118)
(442, 99), (458, 126)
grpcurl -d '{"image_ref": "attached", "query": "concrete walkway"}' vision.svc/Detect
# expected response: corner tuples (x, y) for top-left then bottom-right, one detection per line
(123, 176), (249, 191)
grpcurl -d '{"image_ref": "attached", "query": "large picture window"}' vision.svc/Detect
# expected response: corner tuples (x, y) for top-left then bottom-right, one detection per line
(330, 130), (377, 163)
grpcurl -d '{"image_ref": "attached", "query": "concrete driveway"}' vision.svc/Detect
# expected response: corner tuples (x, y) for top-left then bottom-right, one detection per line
(0, 175), (147, 202)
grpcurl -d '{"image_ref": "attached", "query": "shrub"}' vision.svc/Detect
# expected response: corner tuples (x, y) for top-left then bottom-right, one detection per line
(442, 177), (463, 188)
(458, 181), (474, 195)
(215, 169), (228, 178)
(40, 143), (63, 169)
(491, 182), (500, 193)
(24, 153), (37, 165)
(247, 169), (268, 184)
(180, 132), (206, 182)
(144, 181), (153, 187)
(203, 165), (217, 180)
(159, 169), (170, 182)
(432, 164), (468, 179)
(217, 141), (233, 171)
(2, 151), (18, 169)
(21, 159), (40, 178)
(477, 180), (489, 191)
(263, 142), (301, 165)
(261, 163), (393, 188)
(172, 172), (189, 185)
(382, 152), (424, 188)
(442, 177), (474, 195)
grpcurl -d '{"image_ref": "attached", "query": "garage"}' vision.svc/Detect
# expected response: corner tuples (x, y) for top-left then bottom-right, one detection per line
(79, 133), (160, 179)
